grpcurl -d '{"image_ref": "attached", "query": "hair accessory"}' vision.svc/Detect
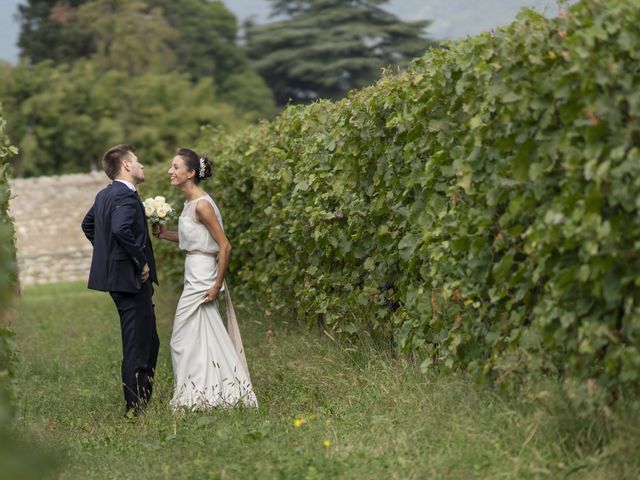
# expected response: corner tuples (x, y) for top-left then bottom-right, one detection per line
(199, 157), (205, 179)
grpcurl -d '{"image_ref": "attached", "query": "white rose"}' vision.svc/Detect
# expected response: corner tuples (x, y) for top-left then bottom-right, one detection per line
(154, 196), (166, 204)
(157, 207), (168, 218)
(145, 206), (154, 217)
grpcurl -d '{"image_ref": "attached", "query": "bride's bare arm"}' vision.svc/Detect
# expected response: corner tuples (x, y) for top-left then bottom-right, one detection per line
(196, 201), (231, 303)
(152, 223), (179, 242)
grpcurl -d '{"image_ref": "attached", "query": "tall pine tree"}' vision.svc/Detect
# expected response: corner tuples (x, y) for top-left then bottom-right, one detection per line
(246, 0), (433, 105)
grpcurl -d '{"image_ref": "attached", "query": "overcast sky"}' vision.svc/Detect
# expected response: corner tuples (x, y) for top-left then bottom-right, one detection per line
(0, 0), (572, 64)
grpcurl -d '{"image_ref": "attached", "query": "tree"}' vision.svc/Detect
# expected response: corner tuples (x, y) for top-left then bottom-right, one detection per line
(75, 0), (177, 75)
(246, 0), (433, 105)
(17, 0), (256, 82)
(15, 0), (276, 119)
(147, 0), (242, 83)
(16, 0), (177, 73)
(6, 0), (277, 176)
(146, 0), (276, 118)
(0, 60), (245, 176)
(17, 0), (93, 64)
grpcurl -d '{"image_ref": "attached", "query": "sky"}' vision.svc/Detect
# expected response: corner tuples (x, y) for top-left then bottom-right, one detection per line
(0, 0), (573, 64)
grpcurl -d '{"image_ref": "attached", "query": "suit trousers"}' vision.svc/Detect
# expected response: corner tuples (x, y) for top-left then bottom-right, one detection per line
(110, 280), (159, 410)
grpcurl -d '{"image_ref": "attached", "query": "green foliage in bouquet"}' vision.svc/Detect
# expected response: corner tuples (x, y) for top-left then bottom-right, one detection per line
(146, 0), (640, 395)
(142, 195), (177, 225)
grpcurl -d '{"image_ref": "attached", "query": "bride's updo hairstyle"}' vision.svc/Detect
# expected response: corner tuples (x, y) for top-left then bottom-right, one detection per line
(177, 147), (212, 185)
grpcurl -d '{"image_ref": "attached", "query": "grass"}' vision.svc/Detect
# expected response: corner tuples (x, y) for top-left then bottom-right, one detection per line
(10, 282), (640, 479)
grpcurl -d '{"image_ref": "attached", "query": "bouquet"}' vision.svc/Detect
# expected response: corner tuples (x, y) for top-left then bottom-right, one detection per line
(143, 195), (175, 224)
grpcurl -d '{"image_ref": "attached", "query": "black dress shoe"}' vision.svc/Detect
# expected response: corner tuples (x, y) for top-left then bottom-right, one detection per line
(124, 405), (145, 419)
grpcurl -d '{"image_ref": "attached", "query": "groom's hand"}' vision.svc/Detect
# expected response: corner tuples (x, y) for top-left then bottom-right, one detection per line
(141, 263), (150, 283)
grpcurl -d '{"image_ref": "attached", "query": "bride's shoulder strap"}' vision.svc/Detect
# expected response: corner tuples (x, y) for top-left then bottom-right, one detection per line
(194, 195), (215, 212)
(203, 194), (216, 207)
(184, 197), (201, 219)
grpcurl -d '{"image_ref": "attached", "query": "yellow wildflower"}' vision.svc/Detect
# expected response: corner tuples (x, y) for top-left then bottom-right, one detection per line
(323, 440), (332, 447)
(293, 418), (306, 428)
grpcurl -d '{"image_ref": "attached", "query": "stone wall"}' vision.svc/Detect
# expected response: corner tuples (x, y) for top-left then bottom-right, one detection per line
(9, 172), (110, 286)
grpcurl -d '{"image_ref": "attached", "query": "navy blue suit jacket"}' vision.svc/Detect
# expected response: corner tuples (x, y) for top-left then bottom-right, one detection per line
(81, 181), (157, 293)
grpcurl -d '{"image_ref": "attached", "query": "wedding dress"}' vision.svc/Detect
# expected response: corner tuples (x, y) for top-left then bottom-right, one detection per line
(170, 194), (257, 410)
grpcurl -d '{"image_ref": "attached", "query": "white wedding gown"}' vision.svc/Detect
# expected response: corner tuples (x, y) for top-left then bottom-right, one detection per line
(170, 194), (258, 410)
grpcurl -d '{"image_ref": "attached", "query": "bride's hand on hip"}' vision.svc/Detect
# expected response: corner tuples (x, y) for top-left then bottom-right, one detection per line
(202, 285), (221, 304)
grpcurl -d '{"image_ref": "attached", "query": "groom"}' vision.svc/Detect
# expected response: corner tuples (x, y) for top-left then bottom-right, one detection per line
(81, 144), (159, 416)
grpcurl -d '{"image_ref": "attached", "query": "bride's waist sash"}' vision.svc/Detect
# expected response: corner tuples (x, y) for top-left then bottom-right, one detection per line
(186, 250), (218, 258)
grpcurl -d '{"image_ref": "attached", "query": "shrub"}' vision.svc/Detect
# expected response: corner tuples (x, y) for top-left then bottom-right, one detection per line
(0, 106), (18, 428)
(144, 0), (640, 394)
(0, 105), (52, 478)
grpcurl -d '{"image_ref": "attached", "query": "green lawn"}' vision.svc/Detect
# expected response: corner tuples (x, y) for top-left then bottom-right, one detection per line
(11, 282), (639, 479)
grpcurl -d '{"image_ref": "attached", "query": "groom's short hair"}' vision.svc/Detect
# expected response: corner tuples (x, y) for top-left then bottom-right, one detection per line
(103, 144), (135, 180)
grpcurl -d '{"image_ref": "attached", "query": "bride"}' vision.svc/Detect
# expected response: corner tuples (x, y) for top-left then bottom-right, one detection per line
(152, 147), (257, 410)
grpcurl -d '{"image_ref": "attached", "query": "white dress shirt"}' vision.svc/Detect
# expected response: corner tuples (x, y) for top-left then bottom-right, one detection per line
(114, 179), (136, 192)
